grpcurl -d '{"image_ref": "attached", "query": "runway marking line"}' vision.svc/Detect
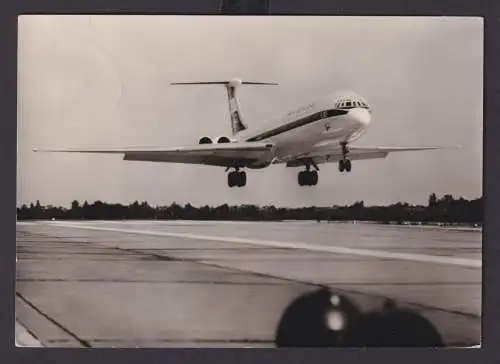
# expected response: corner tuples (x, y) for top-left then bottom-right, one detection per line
(15, 320), (43, 347)
(42, 222), (481, 268)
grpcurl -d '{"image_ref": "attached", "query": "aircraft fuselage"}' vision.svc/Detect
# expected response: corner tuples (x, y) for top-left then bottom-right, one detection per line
(236, 92), (372, 168)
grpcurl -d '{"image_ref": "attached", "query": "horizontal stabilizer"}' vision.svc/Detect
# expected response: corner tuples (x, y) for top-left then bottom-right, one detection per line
(171, 81), (278, 86)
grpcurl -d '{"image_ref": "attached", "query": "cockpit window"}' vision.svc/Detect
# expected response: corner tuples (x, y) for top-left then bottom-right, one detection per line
(335, 96), (370, 111)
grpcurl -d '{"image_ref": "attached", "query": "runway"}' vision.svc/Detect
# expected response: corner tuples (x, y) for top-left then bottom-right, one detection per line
(15, 220), (482, 347)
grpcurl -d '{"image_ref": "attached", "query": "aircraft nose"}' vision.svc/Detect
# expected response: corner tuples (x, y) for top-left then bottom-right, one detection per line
(348, 108), (371, 126)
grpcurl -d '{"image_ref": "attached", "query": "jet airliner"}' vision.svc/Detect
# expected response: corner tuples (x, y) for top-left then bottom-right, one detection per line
(34, 78), (454, 187)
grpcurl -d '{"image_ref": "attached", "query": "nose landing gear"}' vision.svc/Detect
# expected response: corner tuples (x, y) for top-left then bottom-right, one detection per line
(339, 159), (352, 172)
(338, 141), (352, 173)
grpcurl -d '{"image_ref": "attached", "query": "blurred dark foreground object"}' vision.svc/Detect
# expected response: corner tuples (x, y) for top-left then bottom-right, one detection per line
(275, 287), (360, 347)
(275, 288), (444, 347)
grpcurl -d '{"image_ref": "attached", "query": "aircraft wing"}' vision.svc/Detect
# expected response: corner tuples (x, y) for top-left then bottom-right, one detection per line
(284, 145), (458, 167)
(33, 142), (274, 168)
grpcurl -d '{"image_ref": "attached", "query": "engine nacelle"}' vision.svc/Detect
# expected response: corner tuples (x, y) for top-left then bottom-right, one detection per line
(199, 136), (213, 144)
(216, 136), (232, 144)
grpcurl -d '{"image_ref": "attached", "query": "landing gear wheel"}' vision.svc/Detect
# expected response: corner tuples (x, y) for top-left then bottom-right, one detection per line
(298, 171), (305, 186)
(228, 171), (235, 187)
(304, 172), (311, 186)
(345, 159), (352, 172)
(237, 171), (247, 187)
(228, 171), (247, 187)
(298, 171), (318, 186)
(311, 171), (318, 185)
(339, 159), (351, 173)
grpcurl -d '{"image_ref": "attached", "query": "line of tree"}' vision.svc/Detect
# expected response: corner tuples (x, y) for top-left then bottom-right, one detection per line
(16, 193), (482, 226)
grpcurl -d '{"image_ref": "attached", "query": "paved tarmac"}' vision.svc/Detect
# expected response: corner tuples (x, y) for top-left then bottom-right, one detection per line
(15, 220), (481, 347)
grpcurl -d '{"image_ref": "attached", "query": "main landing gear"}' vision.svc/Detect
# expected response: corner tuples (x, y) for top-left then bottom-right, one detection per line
(297, 160), (320, 187)
(338, 141), (352, 173)
(298, 170), (318, 186)
(227, 169), (246, 187)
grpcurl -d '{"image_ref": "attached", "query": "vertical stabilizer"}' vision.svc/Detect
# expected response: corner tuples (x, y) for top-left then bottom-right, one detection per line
(171, 78), (278, 136)
(225, 79), (247, 135)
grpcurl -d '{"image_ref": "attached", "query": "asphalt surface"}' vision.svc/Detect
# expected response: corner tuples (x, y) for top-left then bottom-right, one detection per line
(15, 220), (482, 347)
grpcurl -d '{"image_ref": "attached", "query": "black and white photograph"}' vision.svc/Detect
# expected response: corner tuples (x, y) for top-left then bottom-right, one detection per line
(16, 15), (483, 348)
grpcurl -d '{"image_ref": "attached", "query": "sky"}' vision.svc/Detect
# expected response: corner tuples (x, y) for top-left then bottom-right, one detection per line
(17, 15), (483, 208)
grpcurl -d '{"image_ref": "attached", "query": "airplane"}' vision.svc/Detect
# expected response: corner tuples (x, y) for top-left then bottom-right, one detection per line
(33, 78), (456, 188)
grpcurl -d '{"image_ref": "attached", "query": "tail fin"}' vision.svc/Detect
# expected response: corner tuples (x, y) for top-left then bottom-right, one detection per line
(171, 78), (278, 136)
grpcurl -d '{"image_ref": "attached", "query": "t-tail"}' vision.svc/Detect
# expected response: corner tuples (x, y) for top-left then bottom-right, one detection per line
(171, 78), (278, 136)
